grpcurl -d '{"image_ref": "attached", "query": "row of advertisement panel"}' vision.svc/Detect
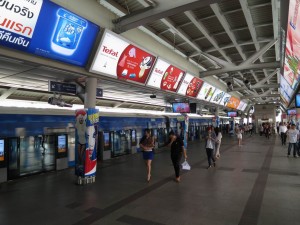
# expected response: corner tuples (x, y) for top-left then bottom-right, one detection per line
(280, 0), (300, 107)
(89, 30), (247, 111)
(0, 0), (247, 111)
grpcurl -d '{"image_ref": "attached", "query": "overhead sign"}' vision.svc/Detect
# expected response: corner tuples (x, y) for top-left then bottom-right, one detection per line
(241, 103), (248, 111)
(49, 81), (76, 95)
(146, 58), (185, 92)
(0, 0), (99, 66)
(90, 30), (156, 85)
(226, 96), (240, 109)
(96, 88), (103, 98)
(210, 89), (226, 105)
(196, 82), (216, 101)
(237, 101), (245, 110)
(177, 73), (203, 98)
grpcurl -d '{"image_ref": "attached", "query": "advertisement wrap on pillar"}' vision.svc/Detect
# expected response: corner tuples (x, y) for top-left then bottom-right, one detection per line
(75, 109), (87, 177)
(147, 58), (185, 92)
(90, 30), (157, 85)
(85, 108), (99, 177)
(184, 115), (189, 150)
(0, 0), (100, 66)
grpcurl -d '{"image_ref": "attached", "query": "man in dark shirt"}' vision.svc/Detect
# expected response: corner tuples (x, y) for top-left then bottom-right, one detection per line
(168, 131), (187, 182)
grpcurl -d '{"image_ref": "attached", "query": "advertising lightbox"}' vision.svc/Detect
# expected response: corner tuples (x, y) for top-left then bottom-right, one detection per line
(210, 89), (226, 105)
(241, 103), (248, 111)
(281, 0), (300, 105)
(220, 93), (231, 106)
(90, 30), (156, 85)
(237, 101), (245, 110)
(196, 82), (216, 101)
(177, 73), (203, 97)
(57, 135), (67, 153)
(226, 96), (240, 109)
(0, 139), (4, 162)
(146, 58), (185, 92)
(0, 0), (100, 66)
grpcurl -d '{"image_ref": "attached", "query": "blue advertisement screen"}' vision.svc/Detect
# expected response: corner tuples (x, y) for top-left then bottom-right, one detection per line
(295, 94), (300, 108)
(0, 0), (99, 66)
(0, 139), (4, 161)
(227, 111), (237, 117)
(172, 103), (190, 113)
(58, 135), (66, 153)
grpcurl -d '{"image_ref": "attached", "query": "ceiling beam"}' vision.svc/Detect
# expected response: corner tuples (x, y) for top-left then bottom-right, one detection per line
(231, 83), (279, 91)
(252, 69), (278, 87)
(241, 94), (280, 100)
(112, 0), (222, 33)
(199, 61), (280, 77)
(0, 87), (18, 100)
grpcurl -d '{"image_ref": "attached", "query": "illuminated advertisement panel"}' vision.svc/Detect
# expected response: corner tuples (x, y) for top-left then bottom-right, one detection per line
(226, 96), (240, 109)
(237, 101), (245, 110)
(177, 73), (203, 97)
(146, 58), (185, 92)
(210, 89), (226, 105)
(281, 0), (300, 105)
(90, 30), (156, 84)
(0, 139), (4, 162)
(0, 0), (99, 66)
(57, 135), (67, 153)
(241, 103), (248, 111)
(220, 93), (231, 106)
(196, 82), (216, 101)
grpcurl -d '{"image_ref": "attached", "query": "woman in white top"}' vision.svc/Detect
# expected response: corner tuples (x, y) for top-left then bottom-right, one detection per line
(214, 127), (222, 158)
(235, 124), (242, 146)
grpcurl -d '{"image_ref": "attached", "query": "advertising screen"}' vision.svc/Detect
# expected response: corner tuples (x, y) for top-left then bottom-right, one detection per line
(57, 135), (67, 153)
(295, 93), (300, 108)
(196, 82), (216, 101)
(103, 132), (110, 147)
(146, 58), (185, 92)
(287, 109), (297, 115)
(0, 139), (4, 162)
(227, 111), (237, 117)
(210, 89), (226, 105)
(172, 103), (190, 113)
(241, 103), (248, 111)
(177, 73), (203, 97)
(237, 101), (245, 110)
(90, 30), (156, 84)
(220, 93), (231, 106)
(0, 0), (100, 66)
(281, 0), (300, 105)
(280, 75), (294, 106)
(226, 96), (240, 109)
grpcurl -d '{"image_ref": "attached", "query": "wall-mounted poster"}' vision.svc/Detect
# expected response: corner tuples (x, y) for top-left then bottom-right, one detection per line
(146, 58), (185, 92)
(220, 93), (231, 106)
(90, 30), (156, 84)
(226, 96), (240, 109)
(210, 89), (226, 105)
(177, 73), (203, 97)
(0, 0), (100, 66)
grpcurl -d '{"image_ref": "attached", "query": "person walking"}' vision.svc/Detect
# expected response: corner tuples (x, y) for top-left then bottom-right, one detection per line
(139, 129), (155, 182)
(279, 122), (287, 145)
(205, 127), (216, 169)
(235, 124), (242, 146)
(286, 124), (299, 158)
(168, 131), (187, 182)
(214, 127), (222, 159)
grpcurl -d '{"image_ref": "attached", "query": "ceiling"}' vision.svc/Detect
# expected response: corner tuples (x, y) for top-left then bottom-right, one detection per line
(0, 0), (282, 113)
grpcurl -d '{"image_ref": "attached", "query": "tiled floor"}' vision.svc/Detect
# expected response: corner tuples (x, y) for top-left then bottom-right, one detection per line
(0, 133), (299, 225)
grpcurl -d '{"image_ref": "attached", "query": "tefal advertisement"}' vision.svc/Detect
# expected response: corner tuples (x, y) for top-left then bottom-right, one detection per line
(210, 89), (225, 105)
(0, 0), (99, 66)
(90, 30), (156, 85)
(220, 93), (231, 106)
(146, 58), (185, 92)
(196, 82), (216, 101)
(281, 0), (300, 105)
(177, 73), (204, 97)
(226, 96), (240, 109)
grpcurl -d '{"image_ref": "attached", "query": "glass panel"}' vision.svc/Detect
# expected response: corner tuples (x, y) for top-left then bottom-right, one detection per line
(8, 138), (18, 170)
(112, 131), (129, 157)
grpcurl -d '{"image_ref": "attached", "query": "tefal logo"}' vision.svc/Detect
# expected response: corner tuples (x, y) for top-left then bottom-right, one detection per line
(102, 46), (118, 57)
(155, 68), (163, 74)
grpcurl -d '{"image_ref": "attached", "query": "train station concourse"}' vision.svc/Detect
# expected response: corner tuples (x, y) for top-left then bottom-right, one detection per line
(0, 0), (299, 224)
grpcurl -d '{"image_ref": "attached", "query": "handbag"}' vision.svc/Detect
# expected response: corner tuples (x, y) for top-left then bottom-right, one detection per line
(181, 159), (191, 170)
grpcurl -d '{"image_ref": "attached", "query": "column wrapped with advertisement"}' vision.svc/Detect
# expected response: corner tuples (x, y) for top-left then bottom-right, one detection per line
(75, 108), (99, 184)
(184, 115), (189, 151)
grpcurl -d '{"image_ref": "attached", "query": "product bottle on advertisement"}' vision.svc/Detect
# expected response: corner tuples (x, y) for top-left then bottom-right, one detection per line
(118, 55), (127, 67)
(173, 72), (183, 89)
(205, 87), (212, 99)
(163, 71), (169, 80)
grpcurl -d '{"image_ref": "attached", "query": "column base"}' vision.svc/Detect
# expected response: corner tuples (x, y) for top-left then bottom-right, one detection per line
(77, 176), (96, 185)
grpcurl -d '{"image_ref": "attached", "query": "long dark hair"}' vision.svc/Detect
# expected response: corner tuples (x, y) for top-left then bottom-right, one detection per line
(215, 127), (219, 136)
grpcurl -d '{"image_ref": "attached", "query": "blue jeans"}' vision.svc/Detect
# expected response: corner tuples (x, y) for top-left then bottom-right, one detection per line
(288, 143), (298, 156)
